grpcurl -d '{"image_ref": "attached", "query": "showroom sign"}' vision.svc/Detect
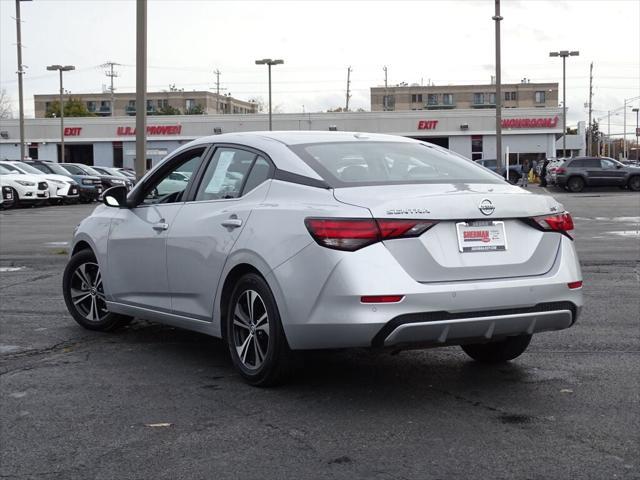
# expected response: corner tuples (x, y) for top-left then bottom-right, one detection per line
(116, 125), (183, 136)
(501, 116), (559, 129)
(417, 120), (439, 130)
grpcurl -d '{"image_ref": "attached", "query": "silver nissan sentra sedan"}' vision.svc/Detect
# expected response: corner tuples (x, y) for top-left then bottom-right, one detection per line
(63, 131), (583, 385)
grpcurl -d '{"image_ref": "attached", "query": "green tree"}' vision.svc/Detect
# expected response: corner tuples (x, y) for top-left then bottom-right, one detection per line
(45, 98), (95, 118)
(153, 104), (181, 115)
(185, 103), (204, 115)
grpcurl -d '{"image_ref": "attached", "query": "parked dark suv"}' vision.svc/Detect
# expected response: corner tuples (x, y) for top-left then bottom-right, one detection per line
(555, 157), (640, 192)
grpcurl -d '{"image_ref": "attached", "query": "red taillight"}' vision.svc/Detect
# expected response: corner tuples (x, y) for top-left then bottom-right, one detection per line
(530, 212), (574, 238)
(361, 295), (404, 303)
(305, 218), (437, 251)
(555, 167), (567, 174)
(568, 281), (583, 289)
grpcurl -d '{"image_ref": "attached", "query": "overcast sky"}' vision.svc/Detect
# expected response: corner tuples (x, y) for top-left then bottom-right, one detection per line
(1, 0), (638, 132)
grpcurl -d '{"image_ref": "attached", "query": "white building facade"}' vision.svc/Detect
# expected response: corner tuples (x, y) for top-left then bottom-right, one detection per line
(0, 108), (583, 168)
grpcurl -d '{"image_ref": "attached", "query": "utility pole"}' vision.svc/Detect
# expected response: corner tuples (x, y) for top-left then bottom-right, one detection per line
(383, 66), (388, 87)
(493, 0), (503, 175)
(101, 61), (120, 116)
(213, 69), (221, 114)
(607, 110), (611, 157)
(135, 0), (147, 178)
(587, 62), (593, 156)
(15, 0), (26, 160)
(623, 98), (627, 159)
(345, 66), (352, 112)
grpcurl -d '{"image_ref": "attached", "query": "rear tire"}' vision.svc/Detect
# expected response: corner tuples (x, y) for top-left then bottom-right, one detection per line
(225, 273), (295, 386)
(628, 175), (640, 192)
(567, 176), (585, 193)
(461, 335), (532, 363)
(62, 249), (132, 331)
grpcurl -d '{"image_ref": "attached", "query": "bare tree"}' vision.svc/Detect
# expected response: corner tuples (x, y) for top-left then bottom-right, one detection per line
(0, 89), (13, 119)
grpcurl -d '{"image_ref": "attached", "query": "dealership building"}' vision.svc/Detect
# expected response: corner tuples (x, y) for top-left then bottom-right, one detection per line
(0, 107), (584, 169)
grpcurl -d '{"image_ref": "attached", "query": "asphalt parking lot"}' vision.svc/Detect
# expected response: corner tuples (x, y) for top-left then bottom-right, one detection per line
(1, 187), (638, 480)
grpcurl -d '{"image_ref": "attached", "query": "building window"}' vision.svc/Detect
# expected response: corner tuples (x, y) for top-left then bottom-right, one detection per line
(157, 99), (168, 110)
(510, 91), (517, 101)
(471, 135), (483, 161)
(146, 100), (155, 112)
(185, 99), (196, 110)
(382, 95), (395, 111)
(442, 93), (453, 105)
(427, 94), (438, 106)
(535, 91), (546, 104)
(473, 93), (484, 105)
(127, 100), (136, 115)
(100, 100), (111, 113)
(86, 101), (96, 112)
(411, 94), (423, 103)
(488, 93), (496, 105)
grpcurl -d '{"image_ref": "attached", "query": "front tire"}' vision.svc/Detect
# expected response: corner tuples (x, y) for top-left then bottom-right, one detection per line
(62, 249), (132, 331)
(461, 335), (532, 363)
(628, 175), (640, 192)
(226, 273), (294, 386)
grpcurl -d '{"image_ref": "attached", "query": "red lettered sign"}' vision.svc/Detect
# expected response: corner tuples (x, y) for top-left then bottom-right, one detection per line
(501, 116), (559, 129)
(116, 125), (182, 136)
(417, 120), (438, 130)
(64, 127), (82, 136)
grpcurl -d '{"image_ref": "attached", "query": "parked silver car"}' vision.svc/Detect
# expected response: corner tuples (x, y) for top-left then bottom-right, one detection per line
(63, 132), (583, 385)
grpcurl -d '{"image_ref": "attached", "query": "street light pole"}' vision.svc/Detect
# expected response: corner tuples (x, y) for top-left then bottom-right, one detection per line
(492, 0), (503, 175)
(633, 107), (639, 161)
(15, 0), (29, 160)
(46, 64), (75, 163)
(135, 0), (147, 179)
(255, 58), (284, 131)
(549, 50), (579, 158)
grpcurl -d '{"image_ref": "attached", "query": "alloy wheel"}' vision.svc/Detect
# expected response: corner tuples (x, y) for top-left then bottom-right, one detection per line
(69, 262), (108, 322)
(232, 289), (269, 370)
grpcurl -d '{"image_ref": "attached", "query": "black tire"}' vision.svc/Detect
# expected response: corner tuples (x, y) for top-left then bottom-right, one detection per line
(62, 249), (132, 331)
(628, 175), (640, 192)
(508, 171), (519, 183)
(567, 176), (585, 193)
(6, 188), (18, 209)
(461, 334), (532, 363)
(225, 273), (295, 386)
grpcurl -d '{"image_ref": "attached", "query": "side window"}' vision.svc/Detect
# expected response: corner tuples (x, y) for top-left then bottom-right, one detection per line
(142, 148), (204, 205)
(569, 160), (584, 168)
(600, 159), (615, 169)
(242, 156), (272, 194)
(195, 148), (256, 201)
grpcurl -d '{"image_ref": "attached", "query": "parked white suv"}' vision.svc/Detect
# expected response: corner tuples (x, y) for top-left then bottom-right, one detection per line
(0, 161), (79, 204)
(0, 164), (49, 206)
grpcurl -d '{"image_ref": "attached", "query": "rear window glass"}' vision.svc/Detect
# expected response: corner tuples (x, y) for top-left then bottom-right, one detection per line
(289, 141), (503, 187)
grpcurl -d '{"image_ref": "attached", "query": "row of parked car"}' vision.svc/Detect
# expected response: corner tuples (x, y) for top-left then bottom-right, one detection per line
(0, 160), (136, 209)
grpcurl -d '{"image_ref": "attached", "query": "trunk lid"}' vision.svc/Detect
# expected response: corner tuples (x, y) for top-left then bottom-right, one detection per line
(333, 184), (564, 283)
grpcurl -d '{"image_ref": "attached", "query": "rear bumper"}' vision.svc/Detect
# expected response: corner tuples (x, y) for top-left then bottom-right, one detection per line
(372, 301), (576, 348)
(271, 235), (583, 350)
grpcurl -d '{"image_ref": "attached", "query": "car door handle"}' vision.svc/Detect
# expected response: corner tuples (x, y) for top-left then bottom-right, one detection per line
(221, 217), (243, 228)
(152, 222), (169, 231)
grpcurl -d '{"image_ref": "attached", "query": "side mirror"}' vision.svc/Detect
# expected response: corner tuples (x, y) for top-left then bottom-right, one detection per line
(102, 185), (128, 208)
(616, 164), (622, 169)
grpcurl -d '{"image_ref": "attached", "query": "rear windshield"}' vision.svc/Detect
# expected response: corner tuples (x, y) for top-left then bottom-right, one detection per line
(289, 141), (503, 187)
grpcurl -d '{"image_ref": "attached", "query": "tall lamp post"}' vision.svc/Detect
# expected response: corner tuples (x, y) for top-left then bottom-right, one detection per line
(46, 65), (75, 163)
(255, 58), (284, 131)
(493, 0), (503, 175)
(633, 107), (639, 161)
(549, 50), (579, 158)
(15, 0), (32, 159)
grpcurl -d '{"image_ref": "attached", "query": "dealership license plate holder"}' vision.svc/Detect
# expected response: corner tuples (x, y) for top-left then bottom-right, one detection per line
(456, 220), (507, 253)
